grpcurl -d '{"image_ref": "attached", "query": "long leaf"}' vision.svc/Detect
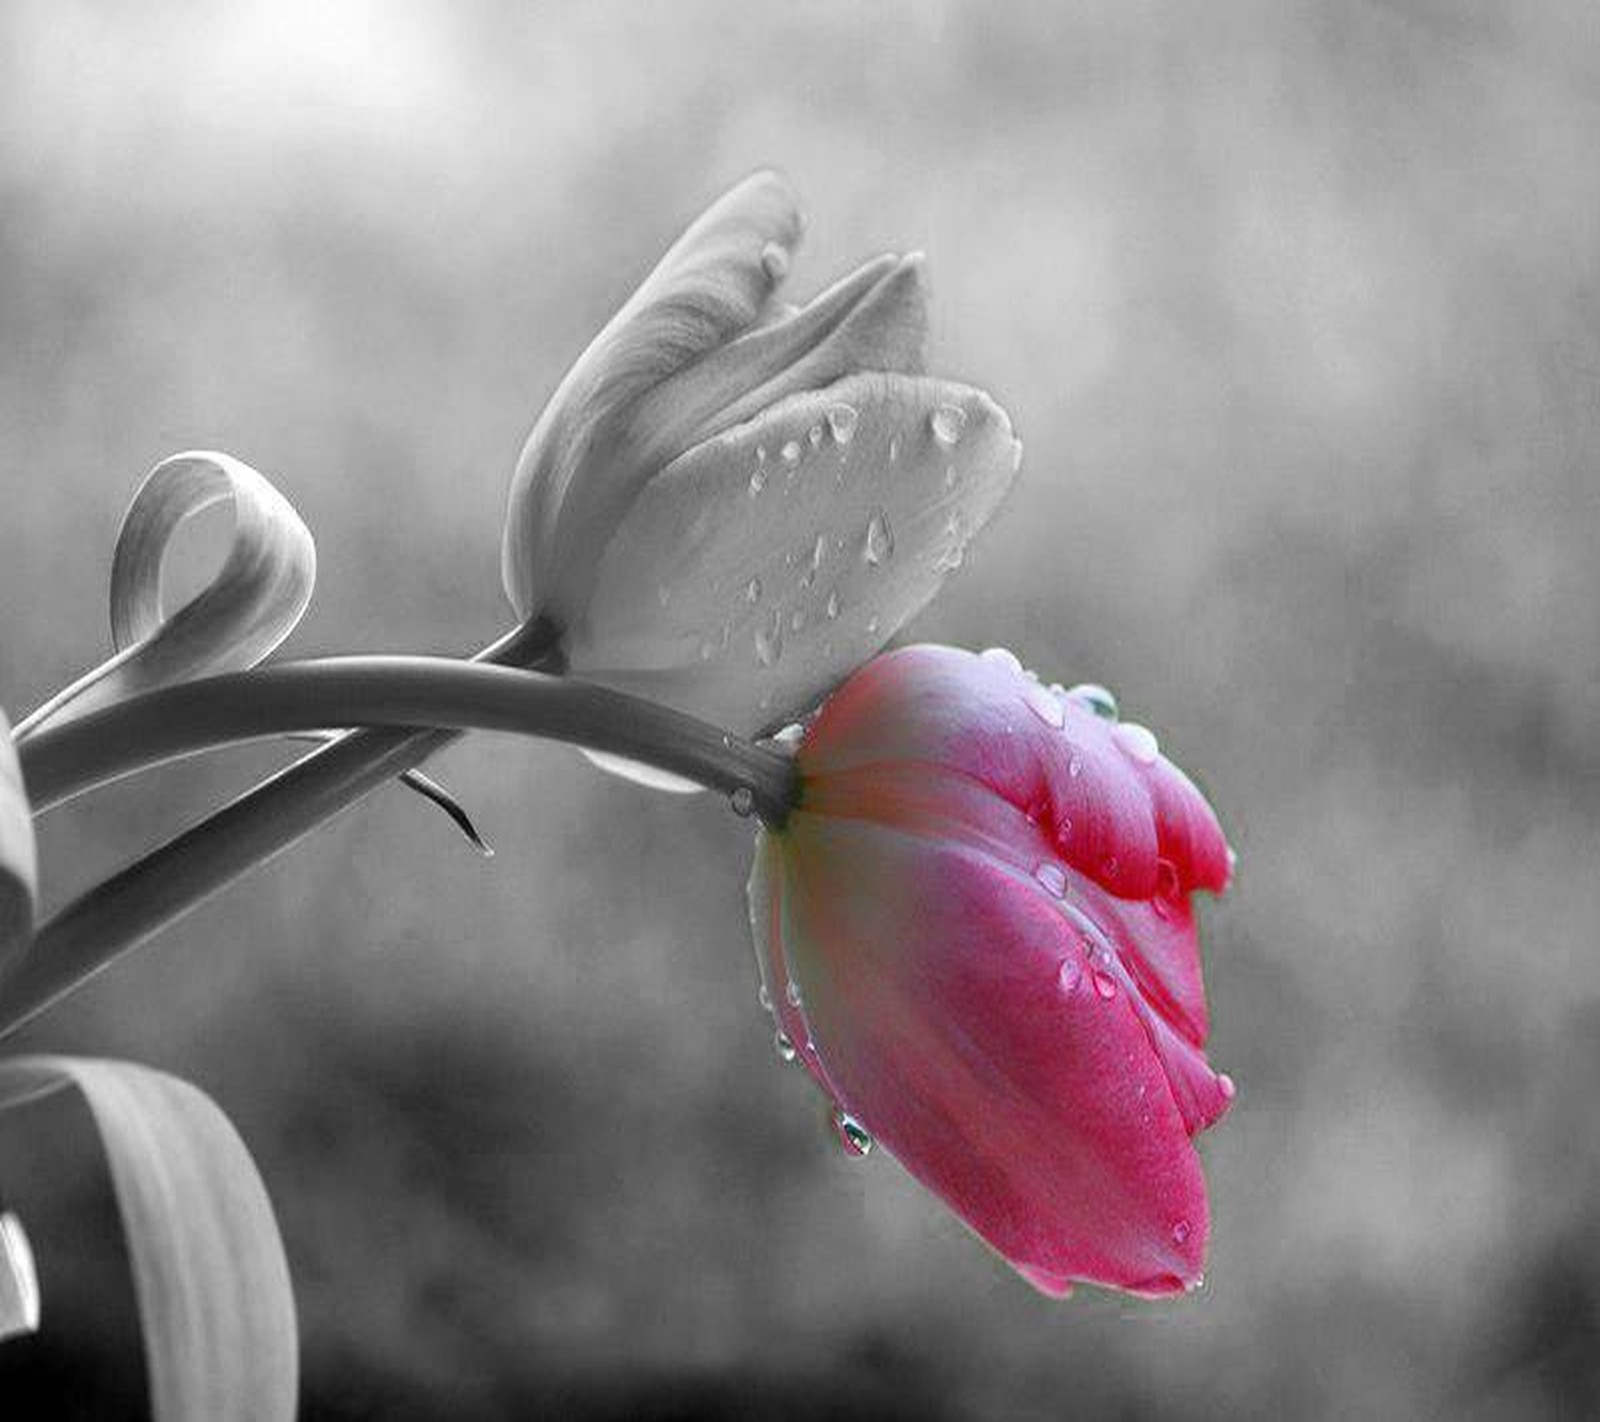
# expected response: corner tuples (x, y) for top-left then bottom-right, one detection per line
(0, 1056), (298, 1421)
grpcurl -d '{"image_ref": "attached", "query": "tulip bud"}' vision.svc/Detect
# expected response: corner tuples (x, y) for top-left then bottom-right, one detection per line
(748, 645), (1235, 1298)
(502, 173), (1022, 736)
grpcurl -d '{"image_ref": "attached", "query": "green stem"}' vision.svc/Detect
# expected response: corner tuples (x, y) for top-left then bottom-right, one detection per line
(2, 632), (795, 1039)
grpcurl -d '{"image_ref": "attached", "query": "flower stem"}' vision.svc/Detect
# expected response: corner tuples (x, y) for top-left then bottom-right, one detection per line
(1, 632), (795, 1038)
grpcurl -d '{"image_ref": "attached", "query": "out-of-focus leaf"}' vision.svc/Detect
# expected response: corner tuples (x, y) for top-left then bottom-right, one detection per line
(0, 1210), (41, 1341)
(570, 372), (1022, 735)
(0, 1056), (298, 1421)
(0, 707), (37, 966)
(17, 451), (315, 735)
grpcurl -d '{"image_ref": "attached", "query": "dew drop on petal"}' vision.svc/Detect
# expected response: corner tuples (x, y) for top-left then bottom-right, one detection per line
(834, 1110), (873, 1157)
(754, 608), (784, 667)
(771, 722), (805, 753)
(774, 1029), (797, 1064)
(729, 785), (755, 817)
(1092, 970), (1118, 1000)
(930, 403), (967, 448)
(1034, 861), (1068, 898)
(1068, 683), (1119, 720)
(864, 510), (894, 566)
(1024, 683), (1066, 729)
(1057, 956), (1082, 994)
(866, 615), (880, 635)
(757, 984), (772, 1013)
(781, 440), (801, 466)
(760, 240), (790, 281)
(980, 646), (1023, 675)
(746, 576), (763, 604)
(1172, 1219), (1191, 1245)
(888, 434), (900, 462)
(825, 588), (840, 620)
(786, 980), (803, 1008)
(1115, 722), (1160, 764)
(825, 402), (859, 445)
(808, 424), (823, 449)
(1218, 1073), (1237, 1101)
(749, 464), (768, 496)
(1067, 754), (1083, 779)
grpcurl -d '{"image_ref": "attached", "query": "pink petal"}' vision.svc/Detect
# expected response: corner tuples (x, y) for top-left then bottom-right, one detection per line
(773, 813), (1213, 1295)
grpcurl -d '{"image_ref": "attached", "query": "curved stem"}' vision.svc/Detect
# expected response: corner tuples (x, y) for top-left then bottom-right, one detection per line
(19, 656), (796, 818)
(1, 650), (795, 1039)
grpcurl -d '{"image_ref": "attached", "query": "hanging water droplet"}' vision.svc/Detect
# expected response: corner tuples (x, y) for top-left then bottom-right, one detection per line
(781, 440), (802, 466)
(825, 402), (859, 445)
(1218, 1073), (1237, 1101)
(1024, 683), (1066, 729)
(824, 588), (840, 619)
(1092, 969), (1118, 1000)
(1034, 861), (1068, 898)
(1114, 722), (1160, 764)
(761, 240), (790, 281)
(888, 434), (901, 462)
(980, 647), (1023, 675)
(930, 403), (968, 447)
(1172, 1219), (1191, 1245)
(729, 785), (755, 817)
(745, 576), (762, 603)
(866, 615), (880, 635)
(834, 1109), (873, 1157)
(1068, 684), (1119, 720)
(786, 980), (803, 1008)
(774, 1029), (797, 1064)
(863, 510), (894, 566)
(754, 608), (784, 667)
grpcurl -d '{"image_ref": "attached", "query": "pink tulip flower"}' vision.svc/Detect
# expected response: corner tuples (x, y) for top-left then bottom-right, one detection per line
(747, 644), (1235, 1297)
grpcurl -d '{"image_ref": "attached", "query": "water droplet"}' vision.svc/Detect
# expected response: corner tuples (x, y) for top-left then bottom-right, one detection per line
(1218, 1073), (1237, 1101)
(888, 434), (901, 462)
(1172, 1219), (1191, 1245)
(864, 510), (894, 566)
(1153, 860), (1180, 918)
(745, 576), (762, 603)
(697, 640), (716, 662)
(748, 464), (768, 496)
(866, 615), (880, 635)
(824, 588), (840, 619)
(1187, 1273), (1207, 1293)
(930, 403), (967, 447)
(774, 1029), (797, 1064)
(786, 980), (803, 1008)
(761, 240), (790, 281)
(808, 424), (823, 449)
(1067, 684), (1119, 720)
(772, 722), (805, 753)
(834, 1110), (873, 1157)
(1034, 861), (1068, 898)
(755, 608), (784, 667)
(1024, 683), (1066, 729)
(1092, 970), (1118, 1000)
(1068, 754), (1083, 779)
(729, 785), (755, 817)
(825, 402), (859, 444)
(1011, 439), (1024, 470)
(1114, 722), (1160, 765)
(758, 984), (773, 1012)
(789, 608), (806, 632)
(781, 440), (801, 466)
(980, 647), (1023, 675)
(1056, 956), (1082, 993)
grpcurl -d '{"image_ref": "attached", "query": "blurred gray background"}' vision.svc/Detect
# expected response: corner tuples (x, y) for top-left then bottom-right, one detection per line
(2, 2), (1598, 1418)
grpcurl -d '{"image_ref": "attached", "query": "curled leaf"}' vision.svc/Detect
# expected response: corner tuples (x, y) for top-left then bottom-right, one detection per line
(0, 1210), (40, 1342)
(0, 708), (37, 969)
(18, 451), (315, 736)
(0, 1056), (298, 1421)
